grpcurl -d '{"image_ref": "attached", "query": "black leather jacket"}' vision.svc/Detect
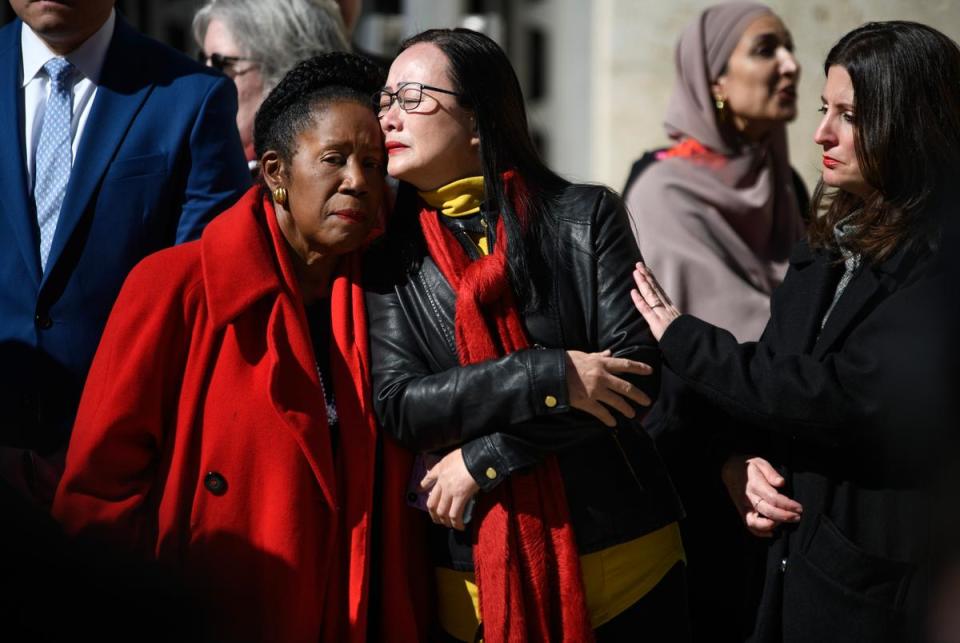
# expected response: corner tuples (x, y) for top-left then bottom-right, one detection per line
(365, 183), (683, 567)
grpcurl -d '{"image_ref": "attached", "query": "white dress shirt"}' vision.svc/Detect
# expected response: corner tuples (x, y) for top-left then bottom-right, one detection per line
(21, 9), (115, 191)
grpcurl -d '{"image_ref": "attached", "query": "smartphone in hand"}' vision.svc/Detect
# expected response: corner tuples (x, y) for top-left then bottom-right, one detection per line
(405, 453), (439, 512)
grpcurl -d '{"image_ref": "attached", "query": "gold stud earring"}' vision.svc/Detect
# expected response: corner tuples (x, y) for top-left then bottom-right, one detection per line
(273, 186), (287, 206)
(714, 96), (726, 112)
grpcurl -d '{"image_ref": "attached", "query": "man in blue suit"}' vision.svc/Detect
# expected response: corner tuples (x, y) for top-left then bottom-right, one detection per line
(0, 0), (250, 504)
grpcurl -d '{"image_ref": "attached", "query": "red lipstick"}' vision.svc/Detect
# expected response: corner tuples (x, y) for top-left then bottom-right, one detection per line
(332, 209), (367, 224)
(385, 141), (407, 155)
(822, 156), (840, 169)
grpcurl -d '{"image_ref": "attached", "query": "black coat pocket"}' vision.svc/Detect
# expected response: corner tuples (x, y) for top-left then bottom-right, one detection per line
(781, 514), (913, 643)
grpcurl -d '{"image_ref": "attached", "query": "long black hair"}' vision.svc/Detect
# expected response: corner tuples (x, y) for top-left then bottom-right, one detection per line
(808, 21), (960, 262)
(390, 28), (569, 311)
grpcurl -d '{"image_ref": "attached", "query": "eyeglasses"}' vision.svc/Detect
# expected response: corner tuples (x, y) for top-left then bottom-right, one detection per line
(374, 82), (463, 117)
(197, 51), (259, 76)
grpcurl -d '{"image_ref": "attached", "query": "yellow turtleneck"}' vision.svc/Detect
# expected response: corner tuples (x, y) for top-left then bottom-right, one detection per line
(418, 175), (485, 217)
(419, 176), (489, 255)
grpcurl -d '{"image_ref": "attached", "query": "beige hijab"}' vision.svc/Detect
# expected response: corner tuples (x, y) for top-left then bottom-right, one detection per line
(626, 2), (805, 341)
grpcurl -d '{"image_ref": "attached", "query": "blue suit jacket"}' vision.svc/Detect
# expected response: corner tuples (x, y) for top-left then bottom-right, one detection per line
(0, 17), (250, 453)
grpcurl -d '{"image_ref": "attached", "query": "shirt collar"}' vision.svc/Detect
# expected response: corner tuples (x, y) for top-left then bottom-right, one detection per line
(21, 9), (116, 88)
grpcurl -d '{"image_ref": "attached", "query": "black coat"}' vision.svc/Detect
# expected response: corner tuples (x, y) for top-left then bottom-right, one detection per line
(365, 183), (683, 569)
(658, 239), (947, 643)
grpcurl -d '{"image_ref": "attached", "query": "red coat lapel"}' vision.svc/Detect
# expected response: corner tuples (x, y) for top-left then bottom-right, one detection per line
(201, 187), (339, 511)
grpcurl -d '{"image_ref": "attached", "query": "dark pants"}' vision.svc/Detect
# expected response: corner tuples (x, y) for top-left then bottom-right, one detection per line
(432, 562), (691, 642)
(594, 561), (691, 642)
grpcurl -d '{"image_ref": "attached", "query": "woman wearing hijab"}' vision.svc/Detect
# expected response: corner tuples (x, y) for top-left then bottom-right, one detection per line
(624, 2), (805, 342)
(622, 4), (807, 639)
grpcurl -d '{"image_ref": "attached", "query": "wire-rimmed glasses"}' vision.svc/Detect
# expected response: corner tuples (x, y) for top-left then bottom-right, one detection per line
(374, 82), (462, 117)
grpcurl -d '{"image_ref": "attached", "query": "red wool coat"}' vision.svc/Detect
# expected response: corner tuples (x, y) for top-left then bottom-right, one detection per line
(53, 188), (428, 643)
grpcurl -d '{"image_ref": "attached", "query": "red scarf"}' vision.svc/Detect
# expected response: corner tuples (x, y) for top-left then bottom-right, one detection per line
(263, 195), (430, 643)
(418, 174), (593, 642)
(656, 137), (727, 170)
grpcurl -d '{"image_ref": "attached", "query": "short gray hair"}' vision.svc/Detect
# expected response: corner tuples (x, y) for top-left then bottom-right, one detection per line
(193, 0), (351, 96)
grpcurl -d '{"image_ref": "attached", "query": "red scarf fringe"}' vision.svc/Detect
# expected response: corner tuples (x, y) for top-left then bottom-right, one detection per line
(418, 173), (593, 642)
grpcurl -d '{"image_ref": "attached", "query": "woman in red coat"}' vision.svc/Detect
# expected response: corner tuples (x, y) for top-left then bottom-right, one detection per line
(52, 53), (427, 643)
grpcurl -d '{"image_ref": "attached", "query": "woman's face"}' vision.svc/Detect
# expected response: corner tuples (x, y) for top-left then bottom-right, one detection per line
(264, 101), (385, 262)
(203, 18), (264, 160)
(379, 42), (481, 191)
(814, 65), (870, 197)
(712, 14), (800, 140)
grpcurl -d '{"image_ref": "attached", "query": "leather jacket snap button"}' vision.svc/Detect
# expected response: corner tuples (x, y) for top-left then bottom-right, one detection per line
(485, 467), (498, 480)
(204, 471), (228, 496)
(544, 395), (558, 408)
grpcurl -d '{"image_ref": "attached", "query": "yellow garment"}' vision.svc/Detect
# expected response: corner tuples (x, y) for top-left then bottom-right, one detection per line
(419, 176), (488, 255)
(436, 522), (686, 642)
(418, 176), (485, 217)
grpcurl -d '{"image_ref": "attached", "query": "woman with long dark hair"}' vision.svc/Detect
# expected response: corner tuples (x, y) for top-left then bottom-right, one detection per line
(632, 21), (958, 642)
(366, 28), (688, 642)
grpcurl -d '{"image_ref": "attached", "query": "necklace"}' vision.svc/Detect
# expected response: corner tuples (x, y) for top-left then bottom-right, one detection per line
(316, 363), (338, 426)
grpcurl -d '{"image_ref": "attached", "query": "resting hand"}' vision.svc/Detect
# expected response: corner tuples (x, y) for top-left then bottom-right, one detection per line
(630, 262), (681, 341)
(721, 454), (803, 538)
(420, 449), (480, 531)
(565, 349), (653, 427)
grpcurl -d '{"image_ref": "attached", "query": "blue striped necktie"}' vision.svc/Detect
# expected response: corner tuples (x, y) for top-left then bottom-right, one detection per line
(35, 57), (75, 272)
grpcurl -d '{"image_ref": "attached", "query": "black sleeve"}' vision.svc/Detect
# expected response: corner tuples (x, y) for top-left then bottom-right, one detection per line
(366, 187), (661, 476)
(657, 267), (946, 469)
(587, 188), (662, 405)
(366, 281), (579, 452)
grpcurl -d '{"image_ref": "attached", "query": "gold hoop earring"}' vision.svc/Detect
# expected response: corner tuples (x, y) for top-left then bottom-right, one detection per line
(273, 186), (287, 206)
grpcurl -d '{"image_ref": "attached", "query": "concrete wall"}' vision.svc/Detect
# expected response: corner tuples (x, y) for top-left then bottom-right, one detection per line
(589, 0), (960, 195)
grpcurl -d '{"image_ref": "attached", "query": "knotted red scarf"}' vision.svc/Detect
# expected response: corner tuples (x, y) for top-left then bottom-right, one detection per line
(418, 173), (593, 642)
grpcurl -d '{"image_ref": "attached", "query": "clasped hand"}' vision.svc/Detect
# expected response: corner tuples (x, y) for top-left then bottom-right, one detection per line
(420, 449), (479, 532)
(721, 454), (803, 537)
(420, 346), (655, 530)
